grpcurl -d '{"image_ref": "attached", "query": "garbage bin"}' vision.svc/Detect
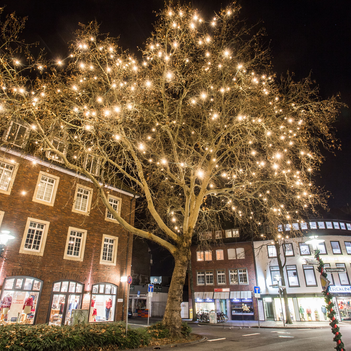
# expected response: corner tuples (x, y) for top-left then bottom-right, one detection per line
(209, 310), (217, 324)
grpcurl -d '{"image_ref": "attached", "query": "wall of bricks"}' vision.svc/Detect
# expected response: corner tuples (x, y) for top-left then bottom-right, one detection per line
(0, 151), (135, 324)
(190, 240), (259, 320)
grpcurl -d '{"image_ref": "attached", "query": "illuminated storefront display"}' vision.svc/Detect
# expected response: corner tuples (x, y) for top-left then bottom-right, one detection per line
(89, 283), (117, 322)
(0, 276), (42, 324)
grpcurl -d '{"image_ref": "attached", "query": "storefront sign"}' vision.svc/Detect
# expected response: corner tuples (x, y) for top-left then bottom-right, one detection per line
(231, 298), (253, 303)
(325, 268), (346, 273)
(328, 286), (351, 293)
(195, 298), (215, 303)
(214, 288), (230, 292)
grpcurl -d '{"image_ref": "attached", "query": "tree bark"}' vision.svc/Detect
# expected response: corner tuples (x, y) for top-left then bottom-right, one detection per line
(275, 241), (293, 324)
(162, 246), (190, 335)
(188, 257), (197, 321)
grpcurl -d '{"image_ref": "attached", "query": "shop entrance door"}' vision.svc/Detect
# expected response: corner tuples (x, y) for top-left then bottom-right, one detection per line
(64, 294), (82, 325)
(264, 301), (274, 320)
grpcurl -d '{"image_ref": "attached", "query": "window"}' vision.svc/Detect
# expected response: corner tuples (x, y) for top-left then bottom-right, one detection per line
(286, 265), (299, 287)
(4, 121), (29, 147)
(303, 265), (317, 286)
(333, 222), (340, 229)
(284, 224), (291, 231)
(238, 268), (248, 284)
(225, 229), (239, 238)
(299, 243), (311, 255)
(32, 172), (60, 206)
(331, 241), (342, 254)
(196, 251), (204, 261)
(318, 242), (327, 254)
(229, 269), (238, 285)
(347, 223), (351, 231)
(199, 232), (212, 240)
(72, 185), (92, 215)
(336, 263), (350, 285)
(216, 249), (224, 260)
(215, 230), (222, 239)
(105, 195), (122, 222)
(100, 234), (118, 265)
(318, 222), (325, 229)
(300, 222), (308, 230)
(309, 222), (317, 229)
(270, 266), (280, 284)
(267, 245), (277, 258)
(227, 248), (236, 260)
(217, 270), (226, 285)
(204, 250), (212, 261)
(0, 158), (19, 195)
(345, 242), (351, 254)
(326, 222), (333, 229)
(46, 138), (67, 163)
(197, 272), (205, 285)
(292, 223), (299, 230)
(324, 263), (334, 285)
(63, 227), (87, 262)
(284, 243), (294, 256)
(84, 154), (101, 176)
(205, 271), (214, 285)
(236, 247), (245, 259)
(19, 218), (50, 256)
(340, 223), (346, 230)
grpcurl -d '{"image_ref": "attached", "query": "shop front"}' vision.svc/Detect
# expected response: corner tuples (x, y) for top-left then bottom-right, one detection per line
(296, 297), (327, 321)
(329, 285), (351, 321)
(89, 283), (117, 322)
(194, 292), (215, 314)
(213, 288), (230, 316)
(230, 291), (254, 320)
(0, 276), (43, 324)
(48, 280), (83, 326)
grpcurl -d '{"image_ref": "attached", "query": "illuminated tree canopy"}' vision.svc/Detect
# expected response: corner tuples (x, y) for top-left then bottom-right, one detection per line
(0, 3), (341, 333)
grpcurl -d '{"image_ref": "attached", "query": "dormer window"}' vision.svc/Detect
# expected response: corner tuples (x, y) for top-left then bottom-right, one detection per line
(46, 138), (67, 163)
(84, 154), (101, 176)
(4, 121), (29, 147)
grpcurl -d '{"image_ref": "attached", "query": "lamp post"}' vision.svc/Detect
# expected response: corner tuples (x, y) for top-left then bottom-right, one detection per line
(0, 230), (15, 258)
(274, 275), (286, 326)
(121, 275), (129, 335)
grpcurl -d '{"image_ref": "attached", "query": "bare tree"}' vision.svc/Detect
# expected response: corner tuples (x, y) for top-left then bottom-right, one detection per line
(0, 3), (341, 334)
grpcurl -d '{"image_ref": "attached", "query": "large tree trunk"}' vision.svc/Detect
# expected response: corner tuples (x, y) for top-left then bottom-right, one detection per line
(188, 258), (197, 321)
(163, 246), (190, 335)
(275, 241), (293, 324)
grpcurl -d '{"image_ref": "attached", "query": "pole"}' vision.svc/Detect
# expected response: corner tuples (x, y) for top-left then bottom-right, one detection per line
(279, 288), (285, 327)
(147, 295), (150, 326)
(126, 283), (130, 336)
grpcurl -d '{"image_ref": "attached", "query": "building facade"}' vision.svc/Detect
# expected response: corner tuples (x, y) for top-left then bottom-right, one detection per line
(0, 148), (135, 325)
(190, 229), (258, 321)
(254, 219), (351, 322)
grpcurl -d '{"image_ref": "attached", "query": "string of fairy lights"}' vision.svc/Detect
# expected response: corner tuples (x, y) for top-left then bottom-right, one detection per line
(0, 3), (336, 237)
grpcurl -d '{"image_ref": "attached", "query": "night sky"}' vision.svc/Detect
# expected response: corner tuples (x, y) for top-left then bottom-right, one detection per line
(3, 0), (351, 209)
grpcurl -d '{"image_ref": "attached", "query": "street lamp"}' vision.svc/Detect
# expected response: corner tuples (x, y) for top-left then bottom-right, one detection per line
(0, 230), (15, 258)
(305, 235), (325, 250)
(121, 275), (130, 335)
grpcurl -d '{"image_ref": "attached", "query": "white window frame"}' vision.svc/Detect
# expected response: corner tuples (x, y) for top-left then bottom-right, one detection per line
(336, 263), (350, 285)
(46, 138), (67, 163)
(217, 270), (226, 285)
(303, 265), (317, 286)
(32, 171), (60, 207)
(331, 241), (342, 254)
(196, 251), (204, 261)
(286, 265), (299, 287)
(3, 121), (29, 148)
(99, 234), (118, 266)
(299, 243), (311, 256)
(197, 271), (205, 286)
(238, 268), (249, 285)
(205, 271), (214, 285)
(216, 249), (224, 260)
(204, 250), (212, 261)
(236, 247), (245, 259)
(84, 154), (102, 176)
(229, 269), (238, 285)
(227, 248), (236, 260)
(267, 245), (277, 258)
(345, 241), (351, 255)
(105, 194), (122, 222)
(19, 218), (50, 256)
(63, 227), (87, 262)
(72, 184), (93, 215)
(0, 157), (19, 195)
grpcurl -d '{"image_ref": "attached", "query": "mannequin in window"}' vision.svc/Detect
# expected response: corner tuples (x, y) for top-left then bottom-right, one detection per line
(59, 297), (65, 315)
(105, 298), (112, 321)
(23, 295), (34, 314)
(1, 294), (12, 321)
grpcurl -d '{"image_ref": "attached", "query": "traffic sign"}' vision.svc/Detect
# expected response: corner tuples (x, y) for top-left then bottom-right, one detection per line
(254, 286), (260, 294)
(127, 275), (132, 285)
(254, 293), (261, 298)
(148, 284), (154, 293)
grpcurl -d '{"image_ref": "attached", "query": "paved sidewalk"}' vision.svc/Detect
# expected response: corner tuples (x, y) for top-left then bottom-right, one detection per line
(184, 318), (351, 329)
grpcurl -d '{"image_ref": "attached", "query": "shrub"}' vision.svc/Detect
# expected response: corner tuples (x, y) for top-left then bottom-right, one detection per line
(0, 322), (150, 351)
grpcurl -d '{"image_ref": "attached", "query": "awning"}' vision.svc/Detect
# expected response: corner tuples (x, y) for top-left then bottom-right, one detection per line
(230, 291), (252, 299)
(214, 291), (230, 299)
(203, 291), (214, 299)
(194, 292), (203, 299)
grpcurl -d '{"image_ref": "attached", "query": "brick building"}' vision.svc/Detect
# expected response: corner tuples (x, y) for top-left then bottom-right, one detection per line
(0, 147), (135, 325)
(190, 229), (258, 321)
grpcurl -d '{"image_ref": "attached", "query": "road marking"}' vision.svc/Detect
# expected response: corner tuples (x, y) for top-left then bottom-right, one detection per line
(242, 333), (261, 337)
(208, 338), (226, 342)
(279, 336), (295, 338)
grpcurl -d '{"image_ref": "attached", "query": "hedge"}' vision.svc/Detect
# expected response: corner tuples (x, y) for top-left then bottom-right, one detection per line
(0, 322), (192, 351)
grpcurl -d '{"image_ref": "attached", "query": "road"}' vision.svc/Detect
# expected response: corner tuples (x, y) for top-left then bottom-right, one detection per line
(158, 324), (351, 351)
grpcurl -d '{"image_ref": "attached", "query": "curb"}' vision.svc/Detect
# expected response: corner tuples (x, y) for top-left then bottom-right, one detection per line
(142, 335), (207, 350)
